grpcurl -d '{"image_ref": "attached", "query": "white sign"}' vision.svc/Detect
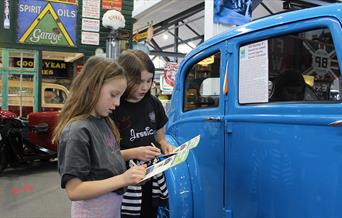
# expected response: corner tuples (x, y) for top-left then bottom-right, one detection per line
(239, 40), (269, 104)
(82, 0), (100, 19)
(82, 18), (100, 32)
(81, 31), (99, 45)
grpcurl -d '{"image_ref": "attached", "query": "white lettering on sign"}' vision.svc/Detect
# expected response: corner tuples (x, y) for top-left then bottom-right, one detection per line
(30, 29), (62, 44)
(19, 4), (42, 14)
(57, 8), (76, 18)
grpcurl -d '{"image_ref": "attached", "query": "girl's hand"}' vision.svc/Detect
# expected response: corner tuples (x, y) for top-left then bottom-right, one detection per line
(135, 146), (161, 161)
(161, 143), (176, 154)
(122, 165), (147, 185)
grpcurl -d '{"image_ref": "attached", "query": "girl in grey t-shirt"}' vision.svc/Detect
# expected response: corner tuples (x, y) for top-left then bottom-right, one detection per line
(52, 56), (146, 218)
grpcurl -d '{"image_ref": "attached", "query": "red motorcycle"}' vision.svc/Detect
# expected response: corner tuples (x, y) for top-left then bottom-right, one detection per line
(0, 111), (59, 173)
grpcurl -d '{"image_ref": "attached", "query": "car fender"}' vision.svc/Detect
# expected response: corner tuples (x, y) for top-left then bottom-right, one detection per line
(165, 134), (193, 218)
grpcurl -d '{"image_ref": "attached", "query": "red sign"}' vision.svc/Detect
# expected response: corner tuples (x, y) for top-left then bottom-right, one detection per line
(102, 0), (122, 11)
(164, 62), (179, 87)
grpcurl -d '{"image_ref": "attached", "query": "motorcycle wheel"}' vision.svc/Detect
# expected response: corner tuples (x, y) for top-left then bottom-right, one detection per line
(0, 147), (7, 174)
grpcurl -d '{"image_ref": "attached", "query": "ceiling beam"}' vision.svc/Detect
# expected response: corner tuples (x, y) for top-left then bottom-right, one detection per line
(160, 35), (203, 50)
(149, 51), (186, 58)
(137, 2), (204, 35)
(180, 20), (201, 37)
(148, 39), (170, 62)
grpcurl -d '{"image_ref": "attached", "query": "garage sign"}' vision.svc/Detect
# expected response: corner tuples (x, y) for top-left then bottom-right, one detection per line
(17, 0), (77, 47)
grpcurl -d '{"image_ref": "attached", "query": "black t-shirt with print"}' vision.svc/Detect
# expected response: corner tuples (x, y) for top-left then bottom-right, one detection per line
(111, 95), (168, 150)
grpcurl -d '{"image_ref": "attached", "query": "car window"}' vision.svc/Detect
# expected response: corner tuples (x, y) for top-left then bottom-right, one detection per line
(184, 52), (221, 112)
(239, 27), (341, 104)
(44, 88), (66, 104)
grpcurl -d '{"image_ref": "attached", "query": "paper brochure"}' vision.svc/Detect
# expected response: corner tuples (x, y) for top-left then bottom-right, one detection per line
(141, 135), (200, 181)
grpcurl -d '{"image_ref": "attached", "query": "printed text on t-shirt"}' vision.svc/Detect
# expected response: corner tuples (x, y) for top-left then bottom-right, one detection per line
(130, 126), (154, 142)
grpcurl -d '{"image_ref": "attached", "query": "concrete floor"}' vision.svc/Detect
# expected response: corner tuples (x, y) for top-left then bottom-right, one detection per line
(0, 160), (71, 218)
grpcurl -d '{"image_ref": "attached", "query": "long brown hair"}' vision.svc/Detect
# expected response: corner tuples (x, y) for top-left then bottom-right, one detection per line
(117, 49), (155, 98)
(52, 56), (126, 144)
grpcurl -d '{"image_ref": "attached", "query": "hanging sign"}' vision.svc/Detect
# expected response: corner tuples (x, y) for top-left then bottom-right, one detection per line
(160, 75), (173, 94)
(133, 32), (147, 42)
(17, 0), (77, 47)
(102, 0), (122, 11)
(164, 62), (179, 87)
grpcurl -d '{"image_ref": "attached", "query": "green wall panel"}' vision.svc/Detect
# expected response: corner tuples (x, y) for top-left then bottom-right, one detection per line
(0, 0), (134, 60)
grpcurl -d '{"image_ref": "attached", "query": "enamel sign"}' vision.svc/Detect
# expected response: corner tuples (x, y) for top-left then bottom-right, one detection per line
(17, 0), (77, 47)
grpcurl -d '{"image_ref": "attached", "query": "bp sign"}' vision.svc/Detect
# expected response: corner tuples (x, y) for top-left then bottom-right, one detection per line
(17, 0), (77, 47)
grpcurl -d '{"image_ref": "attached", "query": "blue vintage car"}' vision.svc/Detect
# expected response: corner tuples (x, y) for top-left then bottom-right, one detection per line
(164, 3), (342, 218)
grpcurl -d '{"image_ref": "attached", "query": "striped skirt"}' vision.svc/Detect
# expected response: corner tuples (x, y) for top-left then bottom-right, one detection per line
(121, 173), (168, 216)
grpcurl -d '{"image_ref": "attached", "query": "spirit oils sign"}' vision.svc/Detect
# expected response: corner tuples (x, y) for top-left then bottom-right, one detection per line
(17, 0), (77, 47)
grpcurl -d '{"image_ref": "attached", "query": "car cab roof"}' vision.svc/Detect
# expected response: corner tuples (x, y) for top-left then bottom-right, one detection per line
(184, 3), (342, 64)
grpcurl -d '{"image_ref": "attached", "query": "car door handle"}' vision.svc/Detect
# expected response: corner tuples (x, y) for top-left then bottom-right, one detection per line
(328, 120), (342, 127)
(207, 116), (222, 121)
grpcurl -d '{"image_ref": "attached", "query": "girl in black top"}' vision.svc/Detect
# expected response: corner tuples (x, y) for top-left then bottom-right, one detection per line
(111, 50), (175, 218)
(53, 56), (146, 218)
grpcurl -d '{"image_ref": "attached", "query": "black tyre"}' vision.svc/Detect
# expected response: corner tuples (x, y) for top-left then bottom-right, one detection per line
(0, 146), (7, 174)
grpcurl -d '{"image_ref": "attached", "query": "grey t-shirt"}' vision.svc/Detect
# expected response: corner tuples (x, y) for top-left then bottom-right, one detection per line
(58, 116), (127, 194)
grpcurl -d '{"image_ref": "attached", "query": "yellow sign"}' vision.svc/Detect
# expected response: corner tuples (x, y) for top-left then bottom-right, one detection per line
(133, 32), (147, 42)
(48, 0), (78, 5)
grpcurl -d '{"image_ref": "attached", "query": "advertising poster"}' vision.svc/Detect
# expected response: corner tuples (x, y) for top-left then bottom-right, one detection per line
(164, 62), (179, 87)
(160, 75), (173, 95)
(81, 31), (99, 45)
(17, 0), (77, 47)
(82, 0), (100, 19)
(102, 0), (122, 11)
(214, 0), (253, 26)
(82, 18), (100, 32)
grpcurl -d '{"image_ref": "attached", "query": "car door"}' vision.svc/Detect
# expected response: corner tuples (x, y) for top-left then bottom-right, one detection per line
(225, 17), (342, 217)
(168, 42), (227, 218)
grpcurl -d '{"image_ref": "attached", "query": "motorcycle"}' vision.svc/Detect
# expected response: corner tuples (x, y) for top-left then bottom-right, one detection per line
(0, 110), (58, 173)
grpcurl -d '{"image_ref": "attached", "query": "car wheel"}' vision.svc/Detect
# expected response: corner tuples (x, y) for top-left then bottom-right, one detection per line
(0, 146), (7, 174)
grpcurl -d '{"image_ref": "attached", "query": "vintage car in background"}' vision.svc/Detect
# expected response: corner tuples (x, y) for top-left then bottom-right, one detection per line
(0, 80), (67, 173)
(164, 4), (342, 218)
(0, 79), (69, 117)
